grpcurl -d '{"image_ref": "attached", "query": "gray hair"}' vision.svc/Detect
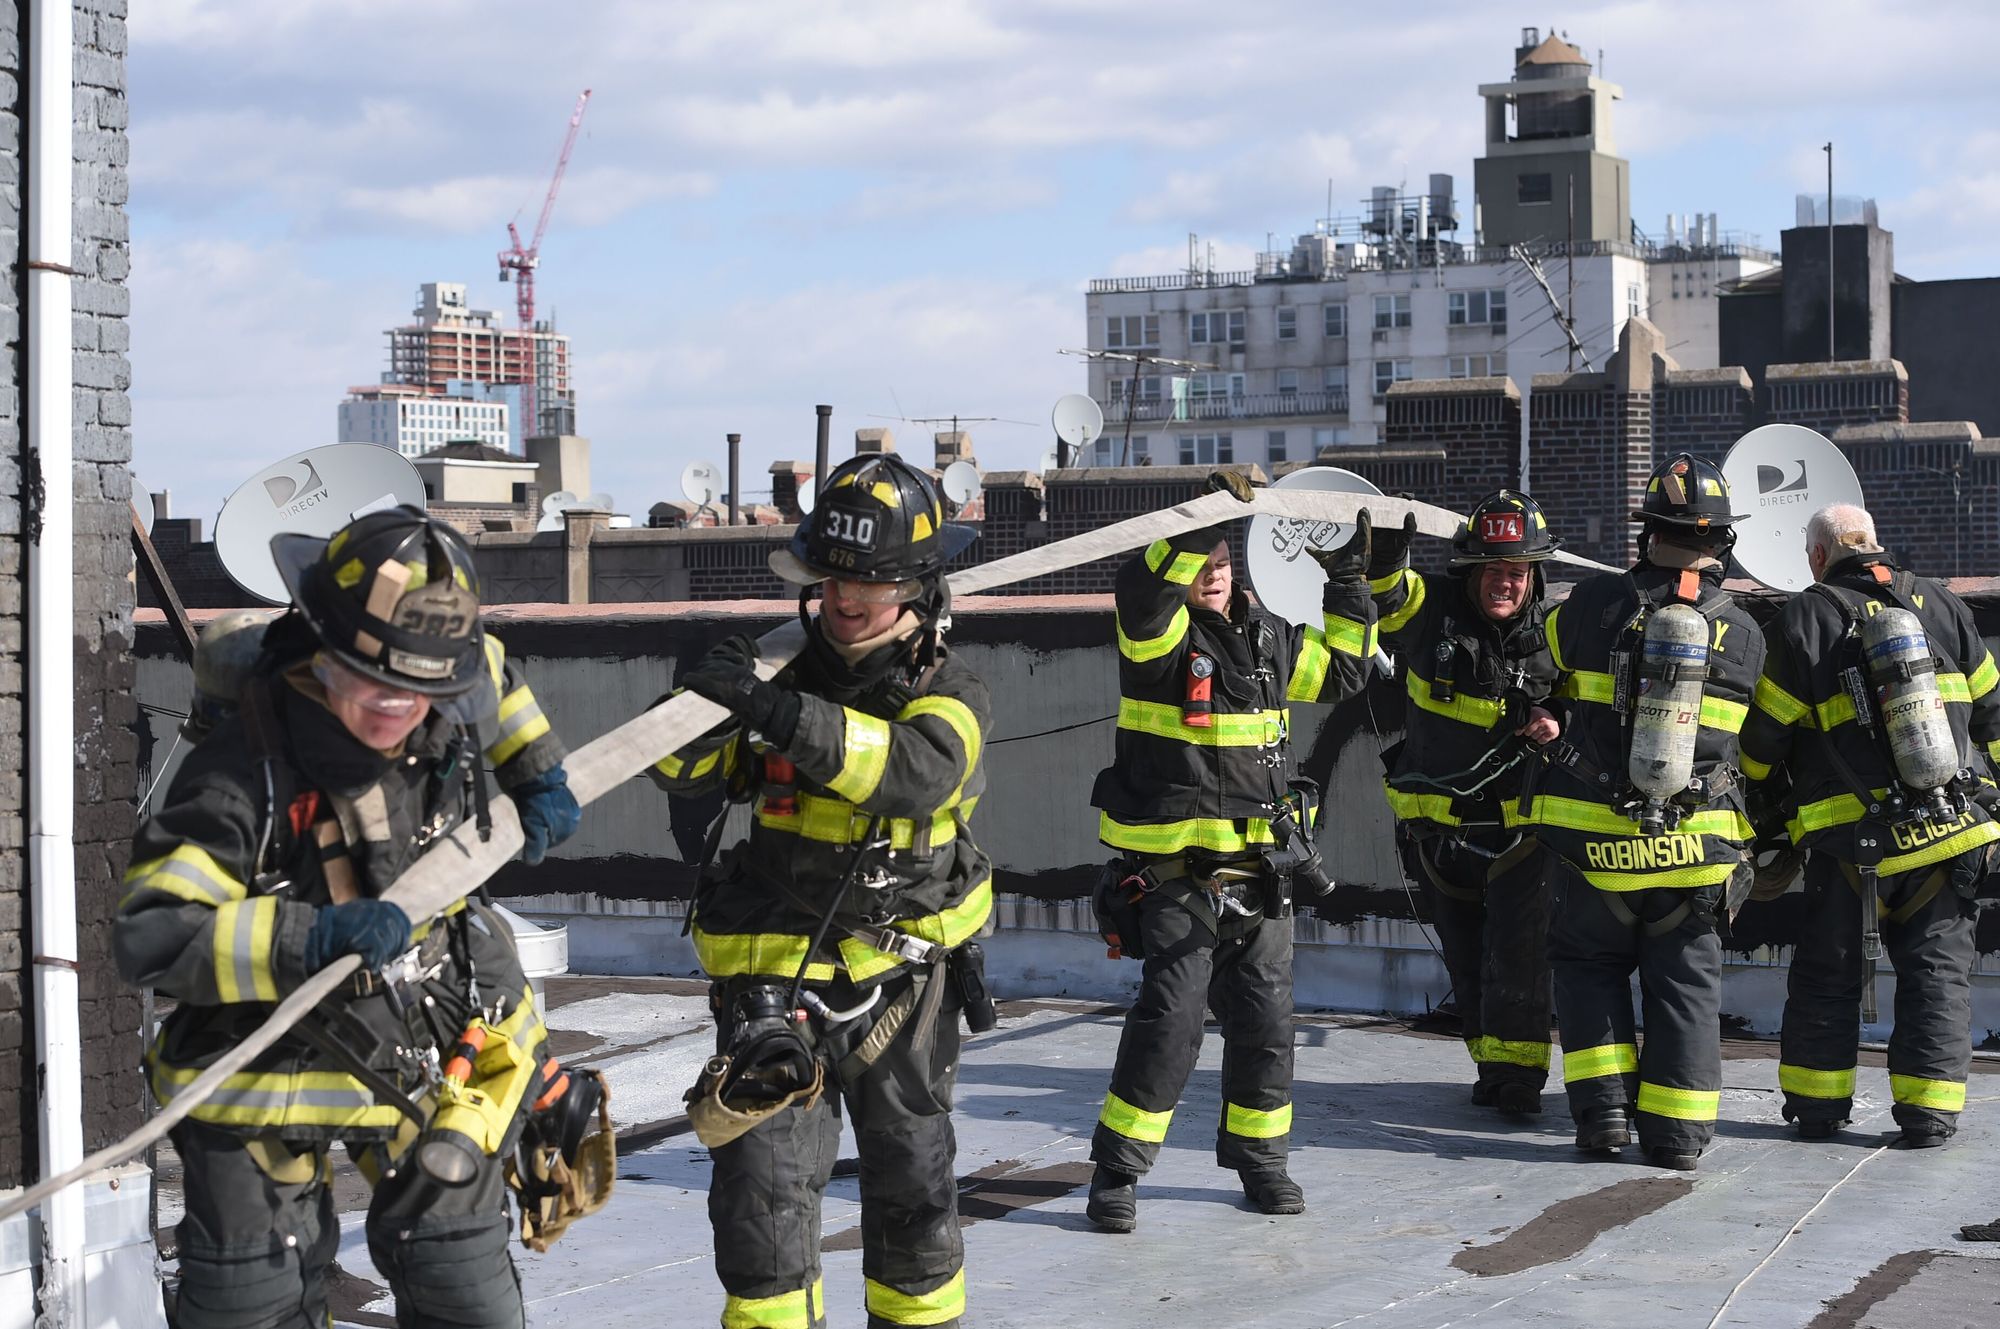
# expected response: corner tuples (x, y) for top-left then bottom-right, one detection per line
(1806, 502), (1881, 556)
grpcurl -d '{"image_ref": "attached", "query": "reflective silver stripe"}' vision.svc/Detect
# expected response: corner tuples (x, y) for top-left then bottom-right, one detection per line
(157, 1079), (378, 1114)
(152, 858), (238, 905)
(495, 693), (545, 744)
(223, 903), (257, 1003)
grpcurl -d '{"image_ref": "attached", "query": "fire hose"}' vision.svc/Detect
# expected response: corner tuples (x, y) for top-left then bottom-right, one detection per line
(0, 486), (1614, 1223)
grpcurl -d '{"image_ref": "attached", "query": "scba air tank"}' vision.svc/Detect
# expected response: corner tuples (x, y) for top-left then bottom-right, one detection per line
(1629, 603), (1709, 830)
(1863, 608), (1959, 793)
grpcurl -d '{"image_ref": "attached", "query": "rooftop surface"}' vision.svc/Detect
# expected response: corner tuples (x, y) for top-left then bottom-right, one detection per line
(149, 975), (2000, 1328)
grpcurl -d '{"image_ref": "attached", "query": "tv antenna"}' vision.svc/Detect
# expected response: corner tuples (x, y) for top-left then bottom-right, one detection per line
(1508, 243), (1594, 372)
(1060, 347), (1213, 466)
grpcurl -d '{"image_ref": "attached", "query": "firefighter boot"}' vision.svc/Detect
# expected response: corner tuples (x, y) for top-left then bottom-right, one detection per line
(1492, 1083), (1544, 1116)
(1240, 1168), (1306, 1215)
(1086, 1166), (1138, 1234)
(1574, 1107), (1632, 1153)
(1647, 1146), (1701, 1172)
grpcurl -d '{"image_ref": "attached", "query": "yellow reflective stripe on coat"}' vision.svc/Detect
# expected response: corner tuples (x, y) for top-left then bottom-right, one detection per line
(1699, 696), (1747, 733)
(899, 695), (982, 805)
(1099, 813), (1277, 855)
(865, 1271), (965, 1327)
(1385, 786), (1463, 827)
(826, 709), (892, 802)
(757, 794), (960, 850)
(1520, 795), (1752, 842)
(696, 881), (992, 985)
(1119, 604), (1189, 663)
(1146, 540), (1206, 586)
(1752, 675), (1810, 727)
(1779, 1063), (1856, 1100)
(1289, 632), (1332, 700)
(1224, 1101), (1293, 1139)
(122, 842), (249, 909)
(1637, 1081), (1719, 1121)
(1786, 795), (2000, 875)
(212, 898), (280, 1004)
(1544, 602), (1568, 671)
(1564, 670), (1743, 733)
(1814, 672), (1971, 732)
(482, 635), (508, 690)
(838, 879), (995, 984)
(1117, 698), (1286, 748)
(1890, 1074), (1966, 1112)
(149, 1063), (406, 1130)
(723, 1279), (822, 1329)
(1562, 1042), (1637, 1083)
(1471, 1036), (1552, 1071)
(1407, 671), (1506, 729)
(1740, 751), (1773, 782)
(1969, 651), (2000, 700)
(1377, 569), (1427, 633)
(657, 744), (729, 782)
(488, 685), (552, 766)
(1320, 611), (1377, 658)
(692, 928), (838, 984)
(1100, 1090), (1173, 1143)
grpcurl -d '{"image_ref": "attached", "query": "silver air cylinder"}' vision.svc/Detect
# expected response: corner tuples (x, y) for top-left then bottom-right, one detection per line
(1862, 608), (1959, 794)
(1629, 603), (1709, 833)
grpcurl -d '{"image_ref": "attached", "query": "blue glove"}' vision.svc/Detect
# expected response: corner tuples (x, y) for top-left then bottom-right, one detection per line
(514, 765), (582, 866)
(302, 899), (411, 974)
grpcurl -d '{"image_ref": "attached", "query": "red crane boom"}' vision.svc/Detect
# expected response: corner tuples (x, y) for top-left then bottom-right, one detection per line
(497, 88), (592, 330)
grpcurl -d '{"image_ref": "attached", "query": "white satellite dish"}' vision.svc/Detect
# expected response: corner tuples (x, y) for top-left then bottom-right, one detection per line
(542, 490), (579, 516)
(130, 469), (154, 537)
(1247, 465), (1395, 676)
(682, 460), (722, 507)
(586, 491), (615, 512)
(1721, 424), (1865, 592)
(1051, 393), (1105, 448)
(795, 478), (817, 516)
(941, 460), (982, 506)
(1040, 447), (1061, 474)
(213, 443), (426, 604)
(536, 513), (564, 533)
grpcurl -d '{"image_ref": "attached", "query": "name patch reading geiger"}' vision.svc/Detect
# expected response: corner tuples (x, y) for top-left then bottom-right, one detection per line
(1585, 832), (1708, 872)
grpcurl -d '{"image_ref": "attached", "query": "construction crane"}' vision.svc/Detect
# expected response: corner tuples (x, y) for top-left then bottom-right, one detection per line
(497, 88), (592, 331)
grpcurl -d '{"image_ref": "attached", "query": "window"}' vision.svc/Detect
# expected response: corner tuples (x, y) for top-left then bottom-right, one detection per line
(1323, 365), (1349, 394)
(1178, 433), (1233, 464)
(1189, 310), (1246, 345)
(1276, 369), (1299, 396)
(1627, 283), (1643, 320)
(1314, 426), (1352, 449)
(1373, 359), (1413, 397)
(1087, 435), (1121, 465)
(512, 483), (529, 504)
(1373, 294), (1411, 330)
(1447, 288), (1508, 327)
(1276, 307), (1297, 340)
(1519, 173), (1552, 205)
(1188, 372), (1245, 403)
(1448, 353), (1505, 378)
(1105, 314), (1159, 350)
(1324, 304), (1347, 338)
(1109, 375), (1162, 403)
(1266, 430), (1288, 463)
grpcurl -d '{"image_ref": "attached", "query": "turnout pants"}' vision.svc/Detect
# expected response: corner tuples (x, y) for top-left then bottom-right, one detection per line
(168, 1118), (522, 1329)
(1780, 851), (1977, 1136)
(1549, 864), (1724, 1154)
(1091, 884), (1295, 1177)
(1407, 833), (1554, 1090)
(709, 971), (966, 1329)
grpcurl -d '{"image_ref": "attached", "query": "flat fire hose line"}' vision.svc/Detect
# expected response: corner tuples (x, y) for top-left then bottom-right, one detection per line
(0, 488), (1616, 1223)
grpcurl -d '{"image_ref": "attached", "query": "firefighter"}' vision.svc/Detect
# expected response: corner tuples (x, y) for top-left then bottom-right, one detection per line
(652, 452), (989, 1329)
(1739, 503), (2000, 1146)
(1529, 454), (1765, 1171)
(115, 507), (595, 1329)
(1084, 469), (1378, 1233)
(1372, 491), (1563, 1115)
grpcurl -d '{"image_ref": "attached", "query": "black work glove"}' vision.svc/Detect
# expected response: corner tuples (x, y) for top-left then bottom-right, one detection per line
(678, 635), (802, 748)
(1309, 509), (1372, 588)
(302, 899), (411, 974)
(1203, 469), (1256, 503)
(1367, 512), (1418, 582)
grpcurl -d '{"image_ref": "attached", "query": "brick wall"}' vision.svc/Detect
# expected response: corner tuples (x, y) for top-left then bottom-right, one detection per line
(1, 0), (143, 1191)
(1655, 367), (1754, 466)
(1763, 360), (1908, 433)
(1525, 373), (1628, 566)
(1830, 423), (2000, 580)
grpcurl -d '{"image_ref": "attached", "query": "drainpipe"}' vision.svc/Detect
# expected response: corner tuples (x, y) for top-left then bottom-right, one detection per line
(25, 0), (86, 1324)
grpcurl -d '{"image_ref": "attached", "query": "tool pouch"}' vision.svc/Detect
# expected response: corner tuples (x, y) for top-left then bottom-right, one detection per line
(1093, 859), (1151, 961)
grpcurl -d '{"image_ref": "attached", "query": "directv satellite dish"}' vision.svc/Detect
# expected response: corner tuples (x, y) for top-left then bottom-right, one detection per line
(1246, 466), (1385, 628)
(1721, 424), (1865, 592)
(1040, 447), (1061, 473)
(214, 443), (425, 605)
(795, 478), (817, 516)
(1051, 393), (1105, 448)
(681, 460), (722, 507)
(542, 490), (579, 516)
(941, 460), (981, 506)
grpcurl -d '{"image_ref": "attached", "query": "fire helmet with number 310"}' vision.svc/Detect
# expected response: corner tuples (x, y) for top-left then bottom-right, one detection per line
(768, 453), (977, 596)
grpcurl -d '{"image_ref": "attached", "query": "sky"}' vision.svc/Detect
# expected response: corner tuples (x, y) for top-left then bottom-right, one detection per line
(127, 0), (2000, 524)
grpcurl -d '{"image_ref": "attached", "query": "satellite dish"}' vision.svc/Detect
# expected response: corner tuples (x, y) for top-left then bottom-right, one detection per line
(681, 460), (722, 506)
(214, 443), (425, 605)
(1040, 447), (1061, 474)
(542, 490), (579, 516)
(1051, 393), (1105, 448)
(130, 469), (154, 537)
(941, 460), (982, 506)
(586, 491), (615, 511)
(795, 478), (817, 516)
(536, 513), (564, 533)
(1721, 424), (1865, 592)
(1246, 466), (1385, 628)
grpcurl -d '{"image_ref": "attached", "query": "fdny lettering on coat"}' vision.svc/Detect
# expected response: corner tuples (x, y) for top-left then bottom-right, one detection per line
(1584, 833), (1708, 872)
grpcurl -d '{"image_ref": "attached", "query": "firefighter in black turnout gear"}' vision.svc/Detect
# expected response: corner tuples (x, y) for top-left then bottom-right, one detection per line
(1534, 455), (1764, 1171)
(1085, 469), (1377, 1232)
(116, 508), (595, 1329)
(652, 453), (989, 1329)
(1373, 491), (1562, 1114)
(1739, 503), (2000, 1146)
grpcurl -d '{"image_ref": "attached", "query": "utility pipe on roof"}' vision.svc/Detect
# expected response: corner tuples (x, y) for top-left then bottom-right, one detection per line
(24, 0), (86, 1323)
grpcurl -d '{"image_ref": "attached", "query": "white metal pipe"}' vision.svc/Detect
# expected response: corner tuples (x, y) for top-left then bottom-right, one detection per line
(26, 0), (85, 1324)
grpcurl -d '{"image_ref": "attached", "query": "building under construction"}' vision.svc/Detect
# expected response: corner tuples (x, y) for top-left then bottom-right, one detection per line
(384, 281), (576, 440)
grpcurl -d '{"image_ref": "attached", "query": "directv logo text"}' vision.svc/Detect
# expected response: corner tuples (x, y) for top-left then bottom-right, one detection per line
(1756, 458), (1811, 507)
